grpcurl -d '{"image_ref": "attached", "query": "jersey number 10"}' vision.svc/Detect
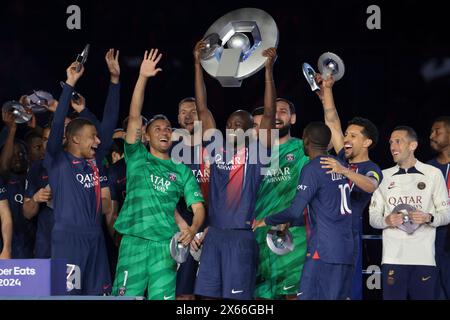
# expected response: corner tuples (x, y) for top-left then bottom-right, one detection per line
(338, 183), (352, 215)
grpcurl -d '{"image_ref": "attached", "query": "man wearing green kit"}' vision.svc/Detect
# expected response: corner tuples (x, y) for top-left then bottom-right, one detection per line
(253, 98), (309, 300)
(112, 48), (205, 300)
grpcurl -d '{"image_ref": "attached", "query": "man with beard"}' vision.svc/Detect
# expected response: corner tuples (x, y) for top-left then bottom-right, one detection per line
(252, 98), (309, 300)
(370, 126), (450, 300)
(316, 74), (382, 300)
(192, 40), (277, 300)
(0, 111), (35, 258)
(254, 122), (354, 300)
(428, 116), (450, 299)
(112, 49), (205, 300)
(171, 96), (210, 300)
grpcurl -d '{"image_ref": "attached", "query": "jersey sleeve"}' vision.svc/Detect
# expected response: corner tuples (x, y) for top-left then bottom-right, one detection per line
(24, 163), (39, 198)
(124, 140), (146, 163)
(98, 164), (109, 189)
(0, 177), (7, 201)
(365, 163), (383, 186)
(430, 168), (450, 227)
(108, 169), (118, 201)
(369, 178), (389, 229)
(182, 166), (204, 208)
(98, 82), (121, 162)
(45, 83), (73, 167)
(265, 165), (318, 226)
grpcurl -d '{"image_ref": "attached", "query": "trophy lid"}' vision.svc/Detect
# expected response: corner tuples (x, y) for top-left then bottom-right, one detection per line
(266, 226), (294, 255)
(317, 52), (345, 81)
(26, 90), (54, 113)
(2, 100), (32, 124)
(200, 8), (279, 82)
(392, 203), (420, 234)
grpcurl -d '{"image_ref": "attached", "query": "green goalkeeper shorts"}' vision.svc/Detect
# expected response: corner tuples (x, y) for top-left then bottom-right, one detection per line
(112, 234), (177, 300)
(254, 226), (307, 299)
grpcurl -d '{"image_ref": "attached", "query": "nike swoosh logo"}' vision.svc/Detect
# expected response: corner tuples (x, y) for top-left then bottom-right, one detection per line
(231, 289), (243, 294)
(388, 186), (396, 189)
(163, 295), (173, 300)
(283, 285), (295, 291)
(297, 292), (303, 296)
(422, 276), (431, 281)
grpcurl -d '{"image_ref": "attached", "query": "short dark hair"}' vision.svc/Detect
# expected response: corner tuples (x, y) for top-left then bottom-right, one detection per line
(251, 106), (265, 116)
(178, 97), (196, 108)
(433, 116), (450, 128)
(106, 138), (125, 165)
(65, 118), (95, 140)
(393, 125), (418, 142)
(304, 121), (331, 149)
(347, 117), (379, 149)
(146, 114), (171, 131)
(110, 138), (124, 156)
(122, 115), (149, 131)
(24, 131), (42, 146)
(276, 98), (296, 114)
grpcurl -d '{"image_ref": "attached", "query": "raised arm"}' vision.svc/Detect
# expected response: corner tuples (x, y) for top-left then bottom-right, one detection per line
(98, 49), (121, 159)
(126, 49), (162, 144)
(258, 47), (277, 146)
(46, 62), (84, 158)
(193, 40), (216, 133)
(320, 157), (380, 193)
(316, 74), (344, 153)
(0, 111), (17, 174)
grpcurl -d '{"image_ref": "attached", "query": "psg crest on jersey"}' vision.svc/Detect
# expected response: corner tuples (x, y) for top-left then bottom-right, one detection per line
(168, 173), (177, 182)
(285, 153), (295, 162)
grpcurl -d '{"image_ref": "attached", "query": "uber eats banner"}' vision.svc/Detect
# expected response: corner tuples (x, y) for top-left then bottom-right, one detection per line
(0, 259), (66, 296)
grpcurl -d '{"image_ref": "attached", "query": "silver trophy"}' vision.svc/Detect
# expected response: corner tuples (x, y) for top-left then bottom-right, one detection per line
(2, 101), (32, 124)
(392, 204), (420, 234)
(318, 52), (345, 81)
(302, 63), (320, 91)
(302, 52), (345, 91)
(266, 225), (294, 255)
(200, 8), (279, 87)
(169, 232), (190, 264)
(25, 90), (54, 113)
(75, 44), (90, 72)
(189, 232), (204, 262)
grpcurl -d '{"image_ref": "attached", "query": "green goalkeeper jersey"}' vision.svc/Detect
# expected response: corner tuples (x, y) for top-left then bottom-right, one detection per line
(114, 141), (204, 242)
(255, 138), (309, 219)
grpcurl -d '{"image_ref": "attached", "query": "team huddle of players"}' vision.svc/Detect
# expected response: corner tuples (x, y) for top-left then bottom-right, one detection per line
(0, 42), (449, 300)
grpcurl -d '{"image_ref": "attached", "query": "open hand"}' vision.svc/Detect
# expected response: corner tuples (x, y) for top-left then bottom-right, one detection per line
(106, 48), (120, 83)
(140, 49), (163, 78)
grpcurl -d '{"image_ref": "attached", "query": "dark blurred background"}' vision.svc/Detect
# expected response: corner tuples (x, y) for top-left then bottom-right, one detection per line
(1, 0), (449, 168)
(0, 0), (449, 298)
